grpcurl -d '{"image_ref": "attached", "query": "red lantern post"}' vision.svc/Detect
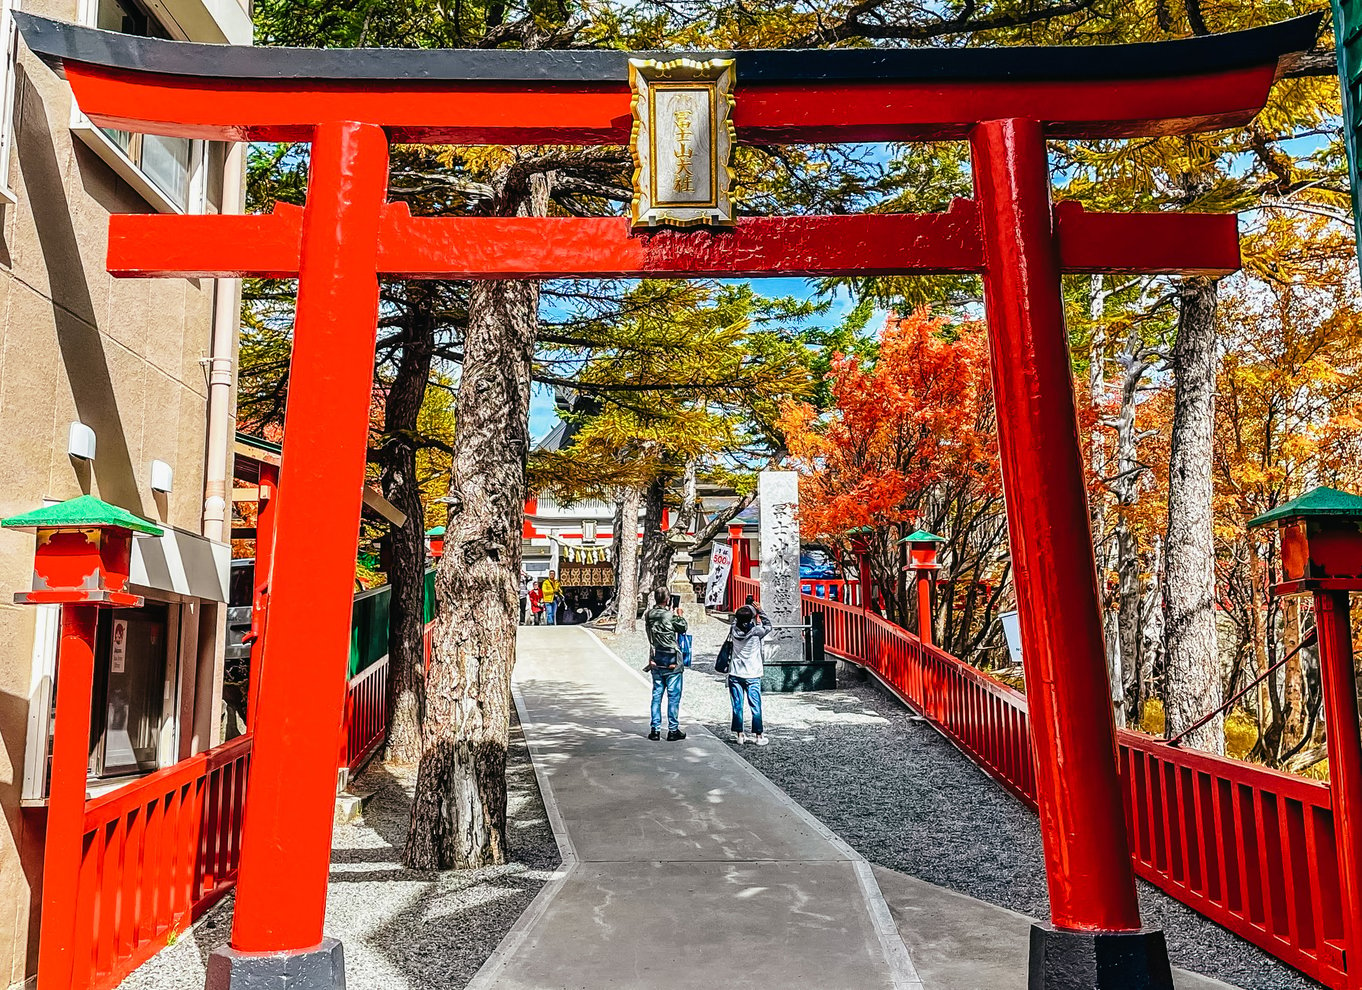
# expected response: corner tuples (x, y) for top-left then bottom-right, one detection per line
(1250, 486), (1362, 988)
(847, 526), (874, 611)
(1, 495), (163, 990)
(901, 530), (945, 646)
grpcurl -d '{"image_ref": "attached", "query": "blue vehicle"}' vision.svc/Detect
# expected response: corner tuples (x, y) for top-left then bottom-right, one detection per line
(799, 548), (844, 599)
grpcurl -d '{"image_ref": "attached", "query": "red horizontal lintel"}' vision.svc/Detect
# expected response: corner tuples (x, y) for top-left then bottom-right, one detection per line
(108, 202), (304, 278)
(107, 200), (1240, 279)
(70, 63), (1277, 145)
(1054, 200), (1240, 275)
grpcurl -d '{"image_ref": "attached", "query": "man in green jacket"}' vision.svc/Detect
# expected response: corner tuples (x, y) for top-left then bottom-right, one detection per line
(644, 587), (688, 741)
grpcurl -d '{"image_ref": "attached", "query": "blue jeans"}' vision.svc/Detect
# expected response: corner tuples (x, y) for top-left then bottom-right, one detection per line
(651, 661), (683, 733)
(545, 601), (557, 625)
(728, 675), (763, 735)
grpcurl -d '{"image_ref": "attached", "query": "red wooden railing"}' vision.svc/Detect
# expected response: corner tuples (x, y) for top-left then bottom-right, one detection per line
(342, 653), (390, 771)
(800, 579), (859, 605)
(341, 616), (436, 772)
(733, 573), (760, 607)
(798, 592), (1348, 988)
(64, 735), (253, 990)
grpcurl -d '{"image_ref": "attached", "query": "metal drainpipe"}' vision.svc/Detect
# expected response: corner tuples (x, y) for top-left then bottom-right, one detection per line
(203, 140), (245, 542)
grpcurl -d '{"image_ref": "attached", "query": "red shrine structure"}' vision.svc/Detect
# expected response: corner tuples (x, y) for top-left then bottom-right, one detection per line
(12, 12), (1322, 990)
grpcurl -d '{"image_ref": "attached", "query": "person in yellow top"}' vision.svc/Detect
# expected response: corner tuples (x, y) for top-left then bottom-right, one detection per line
(541, 571), (563, 625)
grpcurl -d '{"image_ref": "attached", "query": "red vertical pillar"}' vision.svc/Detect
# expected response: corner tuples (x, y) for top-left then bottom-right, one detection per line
(225, 122), (388, 968)
(971, 118), (1155, 972)
(915, 570), (933, 646)
(1316, 590), (1362, 989)
(37, 605), (99, 990)
(857, 553), (872, 611)
(246, 463), (278, 730)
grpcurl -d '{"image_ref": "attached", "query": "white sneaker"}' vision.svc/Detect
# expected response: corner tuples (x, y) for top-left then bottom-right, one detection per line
(742, 733), (755, 745)
(754, 734), (769, 746)
(735, 732), (747, 744)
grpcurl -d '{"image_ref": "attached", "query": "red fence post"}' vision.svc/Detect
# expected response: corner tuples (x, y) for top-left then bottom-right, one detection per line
(971, 117), (1169, 986)
(915, 572), (933, 646)
(1317, 590), (1362, 989)
(213, 121), (389, 990)
(37, 605), (99, 990)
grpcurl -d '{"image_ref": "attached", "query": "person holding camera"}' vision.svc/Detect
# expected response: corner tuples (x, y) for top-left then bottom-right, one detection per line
(727, 602), (772, 745)
(644, 587), (689, 741)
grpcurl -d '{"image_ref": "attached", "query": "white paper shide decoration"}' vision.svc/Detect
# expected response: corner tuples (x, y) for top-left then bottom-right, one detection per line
(629, 57), (735, 228)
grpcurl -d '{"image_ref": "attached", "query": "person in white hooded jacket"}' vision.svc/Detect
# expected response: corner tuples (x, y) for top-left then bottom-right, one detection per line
(727, 604), (772, 745)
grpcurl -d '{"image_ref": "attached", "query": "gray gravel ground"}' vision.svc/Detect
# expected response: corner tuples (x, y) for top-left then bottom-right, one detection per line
(117, 711), (559, 990)
(597, 615), (1321, 990)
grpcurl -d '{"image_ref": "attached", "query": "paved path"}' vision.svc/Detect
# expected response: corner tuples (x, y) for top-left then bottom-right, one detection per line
(471, 626), (1239, 990)
(470, 626), (920, 990)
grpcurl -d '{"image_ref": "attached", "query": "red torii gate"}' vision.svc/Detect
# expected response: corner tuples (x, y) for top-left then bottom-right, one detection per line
(17, 13), (1318, 990)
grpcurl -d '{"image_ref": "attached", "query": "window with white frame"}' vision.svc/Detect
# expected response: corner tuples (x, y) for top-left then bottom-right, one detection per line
(71, 0), (208, 213)
(0, 0), (20, 203)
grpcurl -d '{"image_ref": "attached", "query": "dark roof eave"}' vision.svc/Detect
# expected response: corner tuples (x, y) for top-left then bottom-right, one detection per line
(16, 12), (1322, 87)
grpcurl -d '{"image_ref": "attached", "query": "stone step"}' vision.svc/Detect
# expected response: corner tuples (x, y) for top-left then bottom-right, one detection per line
(333, 789), (376, 825)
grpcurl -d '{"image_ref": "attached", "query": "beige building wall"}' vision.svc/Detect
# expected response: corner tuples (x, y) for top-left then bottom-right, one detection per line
(0, 0), (249, 983)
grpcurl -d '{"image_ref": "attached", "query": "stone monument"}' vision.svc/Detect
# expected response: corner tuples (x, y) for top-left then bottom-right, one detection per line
(758, 471), (802, 663)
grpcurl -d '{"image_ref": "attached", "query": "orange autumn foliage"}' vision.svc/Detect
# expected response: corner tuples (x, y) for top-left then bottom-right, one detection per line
(780, 310), (1000, 541)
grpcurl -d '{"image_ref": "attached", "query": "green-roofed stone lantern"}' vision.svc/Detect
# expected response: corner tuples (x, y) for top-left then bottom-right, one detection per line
(900, 529), (946, 572)
(425, 525), (446, 560)
(1247, 486), (1362, 595)
(1248, 483), (1362, 956)
(845, 524), (874, 555)
(1, 494), (162, 607)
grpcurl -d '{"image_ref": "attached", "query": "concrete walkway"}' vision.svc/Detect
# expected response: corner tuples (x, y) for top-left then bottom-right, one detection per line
(471, 625), (920, 990)
(473, 626), (1239, 990)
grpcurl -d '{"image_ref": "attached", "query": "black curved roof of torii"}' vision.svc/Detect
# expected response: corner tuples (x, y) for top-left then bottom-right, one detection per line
(16, 11), (1322, 86)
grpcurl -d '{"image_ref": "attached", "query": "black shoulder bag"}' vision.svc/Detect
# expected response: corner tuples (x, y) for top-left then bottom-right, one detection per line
(714, 638), (732, 674)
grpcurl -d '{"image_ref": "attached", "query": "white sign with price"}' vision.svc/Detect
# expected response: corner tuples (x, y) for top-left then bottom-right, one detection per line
(705, 541), (734, 608)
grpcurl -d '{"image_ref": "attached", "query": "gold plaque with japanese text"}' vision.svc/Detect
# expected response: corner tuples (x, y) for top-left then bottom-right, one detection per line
(629, 57), (735, 228)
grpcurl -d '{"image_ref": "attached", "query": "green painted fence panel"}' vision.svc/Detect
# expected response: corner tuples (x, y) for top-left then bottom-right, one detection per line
(348, 569), (438, 677)
(350, 585), (391, 677)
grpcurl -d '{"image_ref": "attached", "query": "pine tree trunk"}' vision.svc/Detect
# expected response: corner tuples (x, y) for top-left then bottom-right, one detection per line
(381, 291), (435, 766)
(1162, 276), (1223, 754)
(615, 486), (642, 634)
(1087, 276), (1124, 727)
(1114, 333), (1152, 726)
(638, 475), (668, 598)
(403, 174), (548, 870)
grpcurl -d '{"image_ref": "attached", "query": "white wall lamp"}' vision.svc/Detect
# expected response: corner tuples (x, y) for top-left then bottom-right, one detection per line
(150, 460), (174, 493)
(67, 422), (96, 461)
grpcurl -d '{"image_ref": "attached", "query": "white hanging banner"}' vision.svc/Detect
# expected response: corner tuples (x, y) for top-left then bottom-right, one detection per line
(706, 540), (734, 608)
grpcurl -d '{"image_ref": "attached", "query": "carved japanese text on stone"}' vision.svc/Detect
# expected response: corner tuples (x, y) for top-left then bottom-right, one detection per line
(759, 472), (802, 663)
(629, 57), (735, 228)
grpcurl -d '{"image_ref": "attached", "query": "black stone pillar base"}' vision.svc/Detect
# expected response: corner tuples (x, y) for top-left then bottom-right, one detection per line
(205, 938), (345, 990)
(1028, 924), (1174, 990)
